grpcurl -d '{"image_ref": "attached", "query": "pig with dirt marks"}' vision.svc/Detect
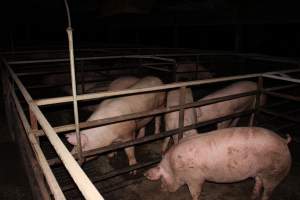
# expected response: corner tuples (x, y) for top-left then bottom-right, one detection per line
(196, 81), (266, 129)
(66, 76), (166, 167)
(145, 127), (291, 200)
(162, 88), (198, 154)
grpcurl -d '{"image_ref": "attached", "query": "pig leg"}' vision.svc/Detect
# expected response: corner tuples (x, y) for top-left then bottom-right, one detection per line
(124, 146), (137, 175)
(249, 113), (255, 127)
(261, 179), (277, 200)
(230, 117), (240, 127)
(217, 120), (232, 129)
(251, 177), (263, 200)
(186, 179), (205, 200)
(161, 137), (171, 154)
(107, 152), (117, 158)
(137, 127), (146, 138)
(155, 116), (161, 134)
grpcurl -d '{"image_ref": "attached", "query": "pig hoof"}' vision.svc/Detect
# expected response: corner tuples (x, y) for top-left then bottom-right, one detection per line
(130, 170), (137, 175)
(107, 152), (117, 158)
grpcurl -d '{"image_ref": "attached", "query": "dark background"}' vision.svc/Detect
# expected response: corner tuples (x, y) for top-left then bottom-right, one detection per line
(1, 0), (300, 57)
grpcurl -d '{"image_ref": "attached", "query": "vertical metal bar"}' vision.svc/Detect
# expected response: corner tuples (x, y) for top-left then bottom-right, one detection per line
(66, 28), (84, 165)
(178, 86), (186, 141)
(250, 76), (263, 126)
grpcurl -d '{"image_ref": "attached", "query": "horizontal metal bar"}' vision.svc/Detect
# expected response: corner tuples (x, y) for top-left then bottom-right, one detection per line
(263, 73), (300, 84)
(29, 101), (103, 199)
(8, 55), (176, 65)
(264, 84), (299, 92)
(34, 90), (257, 136)
(263, 90), (300, 102)
(48, 109), (254, 166)
(34, 68), (300, 106)
(260, 108), (300, 124)
(35, 73), (259, 106)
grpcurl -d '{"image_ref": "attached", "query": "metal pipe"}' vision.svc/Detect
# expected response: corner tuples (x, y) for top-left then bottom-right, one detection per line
(260, 108), (300, 124)
(7, 52), (300, 65)
(263, 90), (300, 102)
(34, 68), (300, 106)
(11, 88), (66, 199)
(48, 109), (254, 166)
(264, 84), (299, 92)
(2, 18), (104, 200)
(66, 27), (84, 165)
(178, 86), (186, 140)
(34, 90), (258, 136)
(8, 54), (176, 65)
(263, 73), (300, 84)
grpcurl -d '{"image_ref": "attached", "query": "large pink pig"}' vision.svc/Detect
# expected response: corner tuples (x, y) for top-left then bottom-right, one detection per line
(66, 76), (165, 167)
(196, 81), (266, 129)
(145, 127), (291, 200)
(162, 88), (198, 154)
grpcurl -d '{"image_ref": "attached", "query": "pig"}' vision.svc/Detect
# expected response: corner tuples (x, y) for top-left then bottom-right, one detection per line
(66, 76), (166, 168)
(196, 81), (266, 129)
(87, 76), (161, 138)
(145, 127), (291, 200)
(162, 88), (198, 154)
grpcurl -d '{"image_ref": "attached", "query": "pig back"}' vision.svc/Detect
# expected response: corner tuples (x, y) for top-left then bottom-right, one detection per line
(196, 81), (258, 120)
(123, 76), (165, 113)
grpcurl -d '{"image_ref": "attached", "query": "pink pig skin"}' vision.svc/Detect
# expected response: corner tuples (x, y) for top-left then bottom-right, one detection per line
(162, 88), (198, 154)
(196, 81), (266, 129)
(66, 76), (165, 167)
(145, 127), (291, 200)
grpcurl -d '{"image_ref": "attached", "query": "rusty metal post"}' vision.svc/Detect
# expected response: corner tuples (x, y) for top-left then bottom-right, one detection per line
(178, 86), (186, 141)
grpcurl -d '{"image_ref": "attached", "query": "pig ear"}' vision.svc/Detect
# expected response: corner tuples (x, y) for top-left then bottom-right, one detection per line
(66, 133), (88, 146)
(144, 166), (161, 180)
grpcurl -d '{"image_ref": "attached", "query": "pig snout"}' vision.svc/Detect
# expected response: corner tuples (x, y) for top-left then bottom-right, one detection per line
(144, 166), (162, 180)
